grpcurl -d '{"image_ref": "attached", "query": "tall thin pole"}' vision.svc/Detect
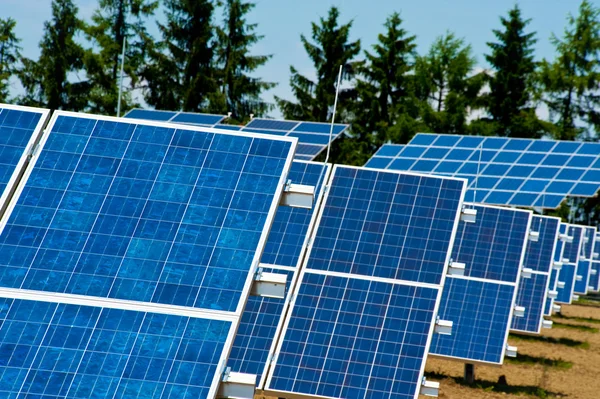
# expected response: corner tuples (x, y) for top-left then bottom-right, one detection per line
(116, 37), (127, 117)
(325, 65), (343, 164)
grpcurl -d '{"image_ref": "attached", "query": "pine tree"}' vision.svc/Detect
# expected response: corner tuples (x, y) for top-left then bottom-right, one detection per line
(18, 0), (89, 110)
(276, 6), (360, 122)
(142, 0), (219, 112)
(540, 0), (600, 140)
(213, 0), (275, 122)
(0, 18), (21, 103)
(84, 0), (158, 115)
(485, 5), (546, 138)
(414, 32), (484, 135)
(353, 12), (422, 150)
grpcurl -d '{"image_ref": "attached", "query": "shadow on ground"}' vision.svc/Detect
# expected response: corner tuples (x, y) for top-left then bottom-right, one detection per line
(504, 353), (572, 369)
(425, 370), (562, 398)
(509, 332), (589, 349)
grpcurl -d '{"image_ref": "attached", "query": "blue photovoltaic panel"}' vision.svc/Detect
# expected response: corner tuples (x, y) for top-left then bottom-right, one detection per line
(227, 161), (330, 387)
(452, 204), (531, 283)
(430, 277), (515, 364)
(574, 226), (596, 294)
(266, 272), (439, 399)
(545, 234), (566, 316)
(510, 215), (559, 334)
(524, 216), (560, 273)
(556, 264), (577, 304)
(304, 166), (466, 285)
(0, 112), (295, 313)
(366, 133), (600, 208)
(511, 273), (550, 333)
(590, 261), (600, 292)
(562, 225), (583, 264)
(264, 165), (466, 399)
(123, 109), (177, 122)
(170, 113), (225, 126)
(0, 297), (232, 399)
(0, 104), (49, 214)
(227, 268), (293, 383)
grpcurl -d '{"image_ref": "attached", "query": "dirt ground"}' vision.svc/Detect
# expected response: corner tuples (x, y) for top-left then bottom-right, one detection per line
(425, 302), (600, 398)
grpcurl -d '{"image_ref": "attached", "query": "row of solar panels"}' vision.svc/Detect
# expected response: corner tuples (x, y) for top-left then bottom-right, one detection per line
(0, 103), (593, 399)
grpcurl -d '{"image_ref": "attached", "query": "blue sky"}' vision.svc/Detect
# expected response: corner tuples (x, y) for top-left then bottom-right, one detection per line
(0, 0), (591, 115)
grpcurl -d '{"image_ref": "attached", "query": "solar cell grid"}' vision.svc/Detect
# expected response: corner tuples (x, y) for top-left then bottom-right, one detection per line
(574, 226), (596, 294)
(0, 296), (233, 399)
(0, 111), (296, 313)
(366, 133), (600, 208)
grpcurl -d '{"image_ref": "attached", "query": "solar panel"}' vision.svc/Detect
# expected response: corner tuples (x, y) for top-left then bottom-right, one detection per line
(574, 226), (597, 294)
(123, 110), (350, 161)
(0, 111), (296, 313)
(430, 204), (532, 364)
(0, 104), (50, 222)
(227, 161), (331, 388)
(545, 227), (567, 315)
(366, 133), (600, 208)
(124, 109), (226, 126)
(0, 295), (234, 399)
(511, 215), (560, 334)
(556, 224), (584, 304)
(591, 259), (600, 292)
(263, 165), (467, 399)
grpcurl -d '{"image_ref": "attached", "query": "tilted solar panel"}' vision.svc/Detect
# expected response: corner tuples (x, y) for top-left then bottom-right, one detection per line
(430, 204), (532, 364)
(263, 166), (467, 399)
(366, 133), (600, 208)
(0, 104), (50, 222)
(511, 215), (560, 334)
(0, 111), (296, 313)
(556, 224), (584, 304)
(545, 229), (567, 316)
(0, 296), (235, 399)
(227, 161), (331, 388)
(574, 226), (597, 294)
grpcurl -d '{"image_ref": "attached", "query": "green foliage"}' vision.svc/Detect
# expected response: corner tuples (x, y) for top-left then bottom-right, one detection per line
(84, 0), (158, 115)
(142, 0), (219, 112)
(483, 5), (548, 138)
(276, 7), (361, 123)
(352, 12), (424, 158)
(213, 0), (275, 122)
(0, 18), (21, 103)
(504, 353), (573, 369)
(414, 32), (485, 135)
(509, 332), (590, 348)
(18, 0), (89, 111)
(540, 0), (600, 140)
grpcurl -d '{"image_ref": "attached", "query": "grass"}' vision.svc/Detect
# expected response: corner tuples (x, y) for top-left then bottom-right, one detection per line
(553, 312), (600, 325)
(504, 353), (573, 370)
(552, 320), (599, 333)
(509, 332), (590, 349)
(425, 370), (558, 398)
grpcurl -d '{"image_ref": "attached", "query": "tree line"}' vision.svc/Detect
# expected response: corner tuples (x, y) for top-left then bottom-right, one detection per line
(0, 0), (599, 167)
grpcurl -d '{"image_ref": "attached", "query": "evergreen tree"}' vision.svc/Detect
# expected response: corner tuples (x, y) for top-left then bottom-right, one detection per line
(276, 6), (360, 122)
(18, 0), (88, 110)
(84, 0), (158, 115)
(540, 0), (600, 140)
(0, 18), (21, 103)
(485, 5), (546, 138)
(353, 12), (422, 151)
(414, 32), (485, 135)
(214, 0), (275, 122)
(142, 0), (219, 112)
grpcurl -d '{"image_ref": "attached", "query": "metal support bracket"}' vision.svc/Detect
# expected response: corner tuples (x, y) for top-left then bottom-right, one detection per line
(505, 345), (518, 358)
(553, 261), (563, 271)
(460, 207), (477, 223)
(557, 281), (565, 289)
(547, 290), (558, 299)
(447, 260), (465, 276)
(513, 305), (525, 318)
(560, 233), (573, 243)
(420, 378), (440, 397)
(528, 230), (540, 242)
(434, 318), (453, 335)
(542, 320), (553, 329)
(218, 368), (257, 399)
(521, 267), (533, 279)
(250, 269), (287, 299)
(280, 180), (315, 209)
